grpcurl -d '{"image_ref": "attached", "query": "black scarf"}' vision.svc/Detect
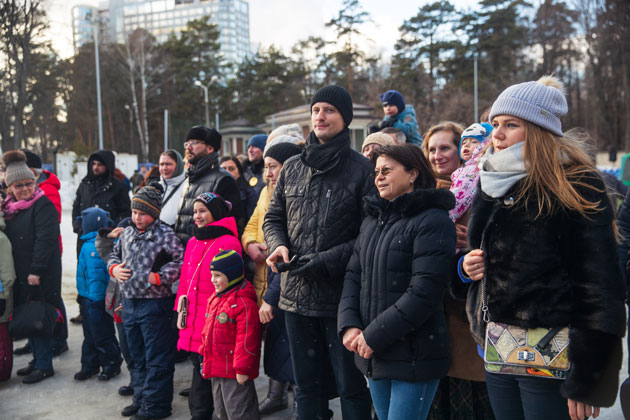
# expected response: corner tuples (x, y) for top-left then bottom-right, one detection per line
(192, 223), (234, 240)
(187, 152), (220, 182)
(301, 128), (351, 171)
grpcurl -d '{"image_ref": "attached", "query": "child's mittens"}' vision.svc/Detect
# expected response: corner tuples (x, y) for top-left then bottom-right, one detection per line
(147, 272), (161, 287)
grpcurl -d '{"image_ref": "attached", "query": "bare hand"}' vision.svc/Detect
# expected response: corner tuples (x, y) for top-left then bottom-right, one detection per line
(354, 333), (374, 359)
(462, 249), (485, 281)
(236, 373), (249, 385)
(114, 304), (123, 313)
(27, 274), (40, 286)
(455, 223), (468, 249)
(266, 246), (289, 273)
(342, 327), (362, 353)
(107, 227), (125, 239)
(568, 398), (599, 420)
(113, 261), (131, 282)
(247, 243), (268, 263)
(259, 300), (275, 324)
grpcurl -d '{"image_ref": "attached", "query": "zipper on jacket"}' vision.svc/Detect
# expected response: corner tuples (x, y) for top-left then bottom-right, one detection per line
(323, 189), (332, 224)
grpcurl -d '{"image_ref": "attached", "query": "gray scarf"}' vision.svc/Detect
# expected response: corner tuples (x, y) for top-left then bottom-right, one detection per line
(478, 142), (527, 198)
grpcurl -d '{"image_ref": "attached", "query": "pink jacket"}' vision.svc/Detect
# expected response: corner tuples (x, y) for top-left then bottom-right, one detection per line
(449, 140), (490, 222)
(175, 216), (242, 353)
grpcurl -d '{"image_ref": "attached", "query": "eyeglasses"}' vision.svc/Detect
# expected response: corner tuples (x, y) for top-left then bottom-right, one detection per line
(13, 181), (35, 190)
(373, 167), (395, 178)
(184, 140), (205, 148)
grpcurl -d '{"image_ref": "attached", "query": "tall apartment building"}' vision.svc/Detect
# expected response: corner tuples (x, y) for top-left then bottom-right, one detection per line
(72, 0), (250, 65)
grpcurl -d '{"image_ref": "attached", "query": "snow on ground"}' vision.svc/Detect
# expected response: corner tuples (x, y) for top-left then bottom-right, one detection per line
(0, 205), (624, 419)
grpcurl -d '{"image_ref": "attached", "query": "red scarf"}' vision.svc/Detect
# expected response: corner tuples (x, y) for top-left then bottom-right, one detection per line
(2, 188), (45, 220)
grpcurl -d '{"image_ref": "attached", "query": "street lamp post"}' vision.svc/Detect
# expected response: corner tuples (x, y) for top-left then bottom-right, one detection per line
(194, 76), (218, 128)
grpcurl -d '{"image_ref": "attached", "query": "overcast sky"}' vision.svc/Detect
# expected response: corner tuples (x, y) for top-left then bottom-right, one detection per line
(45, 0), (476, 59)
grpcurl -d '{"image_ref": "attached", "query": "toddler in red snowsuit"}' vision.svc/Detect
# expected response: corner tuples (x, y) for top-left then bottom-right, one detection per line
(199, 249), (262, 420)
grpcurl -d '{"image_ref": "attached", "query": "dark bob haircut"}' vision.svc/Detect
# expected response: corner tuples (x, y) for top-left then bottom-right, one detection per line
(219, 155), (244, 177)
(371, 144), (436, 190)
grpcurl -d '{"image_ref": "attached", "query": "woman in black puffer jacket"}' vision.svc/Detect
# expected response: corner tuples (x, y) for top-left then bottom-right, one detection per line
(338, 144), (456, 420)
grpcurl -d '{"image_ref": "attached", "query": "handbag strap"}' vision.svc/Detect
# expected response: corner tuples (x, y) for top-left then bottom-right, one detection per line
(480, 201), (502, 323)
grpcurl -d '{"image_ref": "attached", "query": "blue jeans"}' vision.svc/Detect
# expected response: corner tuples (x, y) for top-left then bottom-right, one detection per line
(284, 311), (371, 420)
(123, 297), (176, 418)
(485, 371), (570, 420)
(80, 298), (121, 373)
(369, 377), (439, 420)
(29, 336), (53, 371)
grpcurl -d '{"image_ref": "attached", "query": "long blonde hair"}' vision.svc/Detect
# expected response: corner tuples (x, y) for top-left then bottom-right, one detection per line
(516, 121), (604, 218)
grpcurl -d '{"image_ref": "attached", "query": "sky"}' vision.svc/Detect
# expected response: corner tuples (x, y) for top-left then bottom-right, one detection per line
(45, 0), (476, 59)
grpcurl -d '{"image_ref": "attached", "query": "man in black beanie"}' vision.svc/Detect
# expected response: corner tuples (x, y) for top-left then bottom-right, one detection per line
(173, 125), (244, 244)
(264, 85), (373, 420)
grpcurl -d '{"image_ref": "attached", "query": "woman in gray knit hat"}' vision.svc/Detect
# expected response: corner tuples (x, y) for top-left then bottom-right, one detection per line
(1, 150), (62, 384)
(460, 76), (625, 420)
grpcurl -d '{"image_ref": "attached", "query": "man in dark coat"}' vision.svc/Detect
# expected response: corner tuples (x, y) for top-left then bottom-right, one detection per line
(242, 134), (266, 199)
(173, 125), (244, 245)
(264, 85), (373, 420)
(72, 150), (131, 245)
(71, 150), (131, 323)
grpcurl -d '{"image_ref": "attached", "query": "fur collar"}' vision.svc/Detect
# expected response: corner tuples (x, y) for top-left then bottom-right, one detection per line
(364, 188), (455, 218)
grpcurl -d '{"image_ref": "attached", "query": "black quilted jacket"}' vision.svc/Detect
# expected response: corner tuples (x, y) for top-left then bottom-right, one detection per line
(338, 189), (456, 381)
(263, 136), (376, 317)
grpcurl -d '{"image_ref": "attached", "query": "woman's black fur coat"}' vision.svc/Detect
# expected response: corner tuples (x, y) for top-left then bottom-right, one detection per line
(465, 172), (626, 407)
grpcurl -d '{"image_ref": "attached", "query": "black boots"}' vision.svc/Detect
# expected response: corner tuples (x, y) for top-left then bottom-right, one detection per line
(259, 378), (289, 415)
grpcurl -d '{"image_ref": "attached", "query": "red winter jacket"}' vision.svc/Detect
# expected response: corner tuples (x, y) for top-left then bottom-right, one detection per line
(38, 169), (62, 254)
(199, 280), (261, 380)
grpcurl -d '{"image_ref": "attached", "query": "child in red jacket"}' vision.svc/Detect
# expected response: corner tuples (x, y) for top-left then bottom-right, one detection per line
(199, 249), (262, 420)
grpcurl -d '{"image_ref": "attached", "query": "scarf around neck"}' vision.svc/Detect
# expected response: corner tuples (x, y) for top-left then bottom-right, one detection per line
(301, 128), (350, 171)
(478, 141), (527, 198)
(2, 188), (45, 220)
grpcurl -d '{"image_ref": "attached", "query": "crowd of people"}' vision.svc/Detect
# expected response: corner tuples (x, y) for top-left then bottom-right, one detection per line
(0, 79), (628, 420)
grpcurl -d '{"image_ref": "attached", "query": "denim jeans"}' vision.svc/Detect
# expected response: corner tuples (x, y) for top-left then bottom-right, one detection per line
(123, 297), (176, 418)
(284, 311), (371, 420)
(485, 371), (570, 420)
(30, 335), (53, 371)
(80, 298), (121, 373)
(369, 377), (439, 420)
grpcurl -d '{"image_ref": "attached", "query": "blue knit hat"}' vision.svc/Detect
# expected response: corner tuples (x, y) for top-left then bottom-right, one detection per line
(489, 77), (567, 136)
(380, 90), (405, 114)
(210, 249), (244, 291)
(81, 207), (113, 234)
(247, 134), (268, 151)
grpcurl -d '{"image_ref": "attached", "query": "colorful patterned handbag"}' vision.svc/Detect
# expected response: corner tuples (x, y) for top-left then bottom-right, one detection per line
(484, 322), (570, 379)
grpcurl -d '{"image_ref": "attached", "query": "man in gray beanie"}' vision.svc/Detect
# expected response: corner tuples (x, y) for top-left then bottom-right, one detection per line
(263, 85), (373, 419)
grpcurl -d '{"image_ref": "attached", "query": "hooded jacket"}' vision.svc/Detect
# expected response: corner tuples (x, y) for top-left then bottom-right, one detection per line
(175, 216), (242, 354)
(77, 231), (110, 301)
(263, 130), (376, 317)
(338, 188), (456, 382)
(466, 173), (626, 407)
(173, 152), (244, 244)
(199, 280), (261, 380)
(72, 150), (131, 234)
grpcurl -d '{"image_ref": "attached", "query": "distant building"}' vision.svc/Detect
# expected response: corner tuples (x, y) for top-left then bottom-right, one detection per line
(72, 0), (250, 65)
(220, 118), (264, 157)
(260, 104), (378, 152)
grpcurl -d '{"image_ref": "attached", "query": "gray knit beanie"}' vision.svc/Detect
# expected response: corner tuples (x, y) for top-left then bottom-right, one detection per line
(2, 150), (35, 187)
(489, 76), (567, 136)
(131, 182), (164, 220)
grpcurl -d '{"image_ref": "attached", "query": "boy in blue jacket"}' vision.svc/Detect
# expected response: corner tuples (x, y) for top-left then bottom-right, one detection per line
(371, 89), (423, 146)
(75, 207), (122, 381)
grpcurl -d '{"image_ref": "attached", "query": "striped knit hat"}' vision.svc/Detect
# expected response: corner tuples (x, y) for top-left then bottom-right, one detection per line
(210, 249), (244, 291)
(131, 182), (163, 219)
(489, 76), (567, 136)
